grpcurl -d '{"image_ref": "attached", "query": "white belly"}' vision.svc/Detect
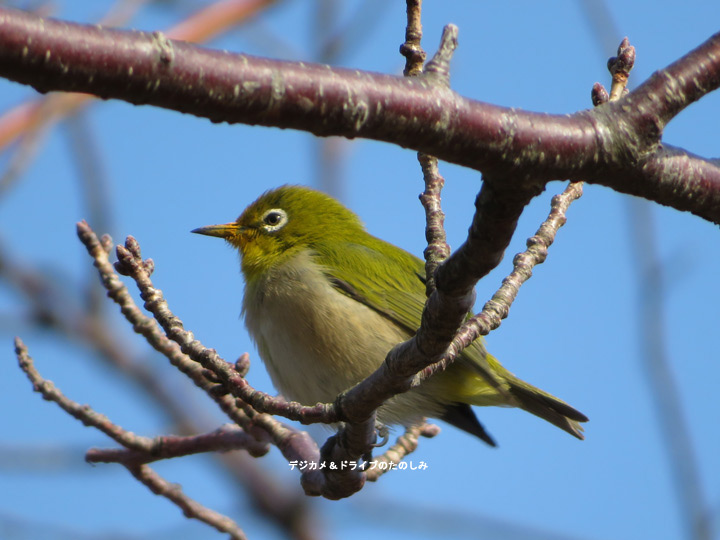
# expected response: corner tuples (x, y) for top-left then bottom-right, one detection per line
(242, 250), (442, 426)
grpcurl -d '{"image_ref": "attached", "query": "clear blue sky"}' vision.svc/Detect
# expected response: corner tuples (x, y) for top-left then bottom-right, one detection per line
(1, 1), (719, 539)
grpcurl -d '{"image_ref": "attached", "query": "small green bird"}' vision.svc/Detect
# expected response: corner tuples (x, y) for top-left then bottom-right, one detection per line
(193, 185), (587, 445)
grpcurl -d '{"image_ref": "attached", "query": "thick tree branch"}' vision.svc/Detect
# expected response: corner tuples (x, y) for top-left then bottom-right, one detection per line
(1, 7), (720, 221)
(0, 0), (277, 152)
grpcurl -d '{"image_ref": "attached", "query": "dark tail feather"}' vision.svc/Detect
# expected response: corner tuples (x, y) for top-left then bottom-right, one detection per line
(440, 403), (497, 447)
(509, 382), (588, 440)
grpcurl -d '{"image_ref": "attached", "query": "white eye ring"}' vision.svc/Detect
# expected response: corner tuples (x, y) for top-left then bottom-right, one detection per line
(261, 208), (288, 232)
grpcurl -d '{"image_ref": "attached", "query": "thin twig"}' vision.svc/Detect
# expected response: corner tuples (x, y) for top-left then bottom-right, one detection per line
(401, 3), (450, 298)
(418, 154), (450, 296)
(307, 17), (467, 499)
(608, 37), (635, 100)
(127, 463), (248, 540)
(15, 337), (268, 460)
(15, 337), (151, 451)
(400, 0), (425, 77)
(335, 23), (513, 456)
(110, 233), (336, 426)
(128, 252), (327, 415)
(86, 424), (269, 465)
(430, 181), (584, 373)
(77, 221), (262, 433)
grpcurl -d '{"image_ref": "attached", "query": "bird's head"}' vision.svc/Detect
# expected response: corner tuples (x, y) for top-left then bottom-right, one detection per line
(192, 185), (365, 281)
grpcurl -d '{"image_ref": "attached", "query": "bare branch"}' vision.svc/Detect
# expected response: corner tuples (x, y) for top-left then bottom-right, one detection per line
(9, 221), (318, 536)
(330, 21), (508, 456)
(438, 181), (584, 367)
(0, 0), (278, 152)
(16, 337), (268, 460)
(76, 221), (264, 433)
(418, 154), (450, 296)
(429, 36), (628, 372)
(86, 424), (269, 465)
(15, 337), (150, 451)
(400, 0), (425, 77)
(404, 13), (450, 298)
(98, 229), (366, 499)
(127, 463), (248, 540)
(1, 8), (719, 221)
(112, 235), (336, 424)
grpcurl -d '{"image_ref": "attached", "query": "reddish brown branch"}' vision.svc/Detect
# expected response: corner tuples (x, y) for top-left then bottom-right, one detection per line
(86, 424), (269, 465)
(334, 25), (510, 432)
(0, 0), (279, 151)
(113, 235), (336, 425)
(16, 337), (268, 459)
(15, 337), (151, 451)
(400, 0), (425, 77)
(439, 181), (584, 366)
(408, 19), (451, 298)
(76, 220), (262, 433)
(106, 231), (374, 498)
(127, 463), (248, 540)
(1, 7), (719, 221)
(418, 154), (450, 296)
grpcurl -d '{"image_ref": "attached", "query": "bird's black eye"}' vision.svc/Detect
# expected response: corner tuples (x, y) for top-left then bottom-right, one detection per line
(261, 208), (288, 231)
(265, 212), (282, 225)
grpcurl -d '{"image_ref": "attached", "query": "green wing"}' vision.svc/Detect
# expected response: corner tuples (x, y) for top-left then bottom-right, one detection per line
(313, 235), (589, 439)
(317, 238), (426, 334)
(313, 236), (503, 390)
